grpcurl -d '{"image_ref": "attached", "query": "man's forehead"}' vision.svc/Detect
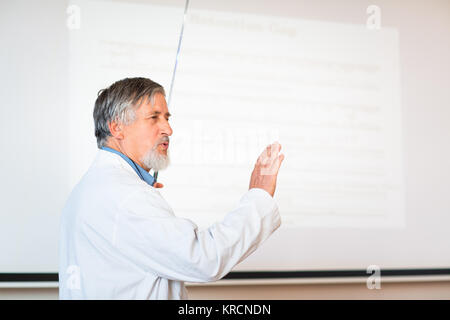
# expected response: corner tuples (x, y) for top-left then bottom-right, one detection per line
(139, 94), (169, 113)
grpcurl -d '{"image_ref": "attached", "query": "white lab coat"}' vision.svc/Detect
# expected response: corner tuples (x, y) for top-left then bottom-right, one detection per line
(59, 149), (281, 299)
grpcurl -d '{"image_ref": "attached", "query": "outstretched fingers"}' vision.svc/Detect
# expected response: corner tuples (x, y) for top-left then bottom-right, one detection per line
(260, 142), (283, 175)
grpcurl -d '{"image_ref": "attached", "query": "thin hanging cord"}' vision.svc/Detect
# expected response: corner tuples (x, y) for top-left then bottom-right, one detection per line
(168, 0), (190, 108)
(154, 0), (190, 183)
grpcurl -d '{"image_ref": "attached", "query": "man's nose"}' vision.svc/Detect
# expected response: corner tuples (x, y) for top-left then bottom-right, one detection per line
(161, 119), (173, 136)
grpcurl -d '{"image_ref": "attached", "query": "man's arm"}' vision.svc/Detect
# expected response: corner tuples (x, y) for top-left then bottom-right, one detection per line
(112, 142), (285, 282)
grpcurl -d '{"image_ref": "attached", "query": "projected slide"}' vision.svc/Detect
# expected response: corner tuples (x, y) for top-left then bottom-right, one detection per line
(69, 0), (404, 230)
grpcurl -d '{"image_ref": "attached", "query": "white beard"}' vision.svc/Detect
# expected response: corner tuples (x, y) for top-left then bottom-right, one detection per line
(141, 145), (170, 172)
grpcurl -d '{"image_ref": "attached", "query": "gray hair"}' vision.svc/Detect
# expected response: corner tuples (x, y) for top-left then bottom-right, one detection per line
(93, 77), (165, 148)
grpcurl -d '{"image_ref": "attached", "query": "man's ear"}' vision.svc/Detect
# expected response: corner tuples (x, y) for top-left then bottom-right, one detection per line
(108, 120), (124, 140)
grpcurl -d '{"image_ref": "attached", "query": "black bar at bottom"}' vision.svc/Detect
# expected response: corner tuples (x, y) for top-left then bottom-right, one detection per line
(1, 268), (450, 282)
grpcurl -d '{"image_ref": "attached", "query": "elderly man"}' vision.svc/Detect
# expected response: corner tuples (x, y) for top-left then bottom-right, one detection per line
(59, 77), (284, 299)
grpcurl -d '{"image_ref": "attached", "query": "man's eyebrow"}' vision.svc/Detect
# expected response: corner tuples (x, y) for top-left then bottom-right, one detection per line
(148, 111), (171, 117)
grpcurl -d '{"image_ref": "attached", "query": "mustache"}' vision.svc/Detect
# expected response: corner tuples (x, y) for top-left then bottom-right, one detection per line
(153, 136), (170, 149)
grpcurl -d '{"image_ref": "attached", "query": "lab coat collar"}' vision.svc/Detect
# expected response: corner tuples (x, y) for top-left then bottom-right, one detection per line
(99, 147), (156, 187)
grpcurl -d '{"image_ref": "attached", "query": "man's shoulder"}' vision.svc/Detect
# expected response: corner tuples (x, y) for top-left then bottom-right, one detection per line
(61, 160), (153, 223)
(80, 157), (150, 199)
(62, 149), (171, 218)
(65, 151), (147, 205)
